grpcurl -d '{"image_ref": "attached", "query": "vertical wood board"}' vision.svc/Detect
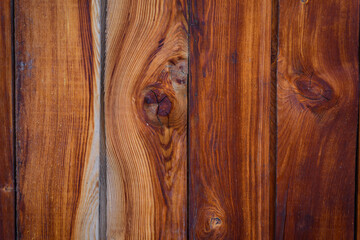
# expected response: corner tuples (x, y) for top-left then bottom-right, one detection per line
(15, 0), (101, 239)
(276, 0), (359, 238)
(105, 0), (188, 239)
(189, 0), (272, 238)
(0, 0), (16, 239)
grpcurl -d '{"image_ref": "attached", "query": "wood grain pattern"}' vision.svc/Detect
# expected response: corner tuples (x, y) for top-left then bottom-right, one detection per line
(0, 0), (15, 239)
(104, 0), (188, 239)
(270, 0), (279, 239)
(189, 0), (272, 239)
(15, 0), (100, 239)
(276, 0), (359, 238)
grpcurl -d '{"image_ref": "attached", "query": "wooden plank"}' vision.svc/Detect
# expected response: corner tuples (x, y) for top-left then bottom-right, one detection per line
(189, 0), (272, 239)
(15, 0), (100, 239)
(0, 0), (15, 239)
(104, 0), (188, 238)
(276, 0), (359, 238)
(270, 0), (279, 239)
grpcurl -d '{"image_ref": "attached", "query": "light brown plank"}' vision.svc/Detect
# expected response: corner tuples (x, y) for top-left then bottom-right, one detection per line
(189, 0), (272, 238)
(276, 0), (359, 238)
(0, 0), (15, 239)
(104, 0), (188, 238)
(15, 0), (100, 239)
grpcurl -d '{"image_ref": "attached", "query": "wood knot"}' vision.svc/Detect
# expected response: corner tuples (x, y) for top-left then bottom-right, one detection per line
(143, 89), (172, 127)
(140, 59), (187, 129)
(196, 204), (227, 239)
(209, 217), (222, 229)
(294, 73), (337, 114)
(1, 185), (14, 193)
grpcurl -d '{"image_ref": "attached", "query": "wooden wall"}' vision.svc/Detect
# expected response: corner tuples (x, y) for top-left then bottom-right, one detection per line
(0, 0), (359, 239)
(0, 0), (15, 239)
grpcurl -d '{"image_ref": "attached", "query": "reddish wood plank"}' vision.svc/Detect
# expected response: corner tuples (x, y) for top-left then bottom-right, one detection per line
(270, 0), (279, 239)
(15, 0), (100, 239)
(104, 0), (188, 238)
(0, 0), (15, 239)
(276, 0), (359, 238)
(189, 0), (272, 238)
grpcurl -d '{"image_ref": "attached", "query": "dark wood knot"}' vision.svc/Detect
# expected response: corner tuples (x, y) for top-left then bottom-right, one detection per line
(144, 90), (172, 117)
(143, 89), (173, 127)
(209, 217), (222, 229)
(294, 74), (337, 113)
(141, 59), (187, 129)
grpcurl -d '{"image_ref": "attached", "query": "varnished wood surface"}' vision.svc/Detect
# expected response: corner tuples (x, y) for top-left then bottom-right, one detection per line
(105, 0), (188, 238)
(0, 0), (15, 239)
(1, 0), (359, 238)
(276, 0), (359, 238)
(189, 0), (272, 238)
(270, 0), (279, 239)
(15, 0), (100, 239)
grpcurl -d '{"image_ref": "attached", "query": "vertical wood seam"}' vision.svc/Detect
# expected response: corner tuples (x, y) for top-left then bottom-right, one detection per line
(11, 0), (17, 238)
(355, 1), (360, 236)
(271, 0), (280, 238)
(186, 0), (191, 239)
(355, 104), (359, 240)
(99, 0), (108, 239)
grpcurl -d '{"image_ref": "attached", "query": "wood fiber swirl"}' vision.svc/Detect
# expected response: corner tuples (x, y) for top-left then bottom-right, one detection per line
(105, 0), (188, 239)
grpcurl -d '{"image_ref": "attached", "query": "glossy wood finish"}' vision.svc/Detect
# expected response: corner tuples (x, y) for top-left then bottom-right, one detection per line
(276, 0), (359, 238)
(15, 0), (100, 239)
(270, 0), (279, 239)
(104, 0), (188, 238)
(1, 0), (359, 238)
(0, 0), (15, 239)
(189, 0), (272, 238)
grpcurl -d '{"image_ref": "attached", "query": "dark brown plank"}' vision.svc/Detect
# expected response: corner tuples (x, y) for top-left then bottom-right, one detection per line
(0, 0), (15, 239)
(104, 0), (188, 238)
(15, 0), (100, 239)
(270, 0), (279, 239)
(276, 0), (359, 238)
(189, 0), (272, 238)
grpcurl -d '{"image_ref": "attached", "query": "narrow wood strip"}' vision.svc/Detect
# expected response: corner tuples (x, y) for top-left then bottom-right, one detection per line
(276, 0), (359, 238)
(0, 0), (16, 239)
(99, 0), (108, 238)
(105, 0), (188, 238)
(271, 0), (280, 238)
(189, 0), (272, 238)
(15, 0), (100, 239)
